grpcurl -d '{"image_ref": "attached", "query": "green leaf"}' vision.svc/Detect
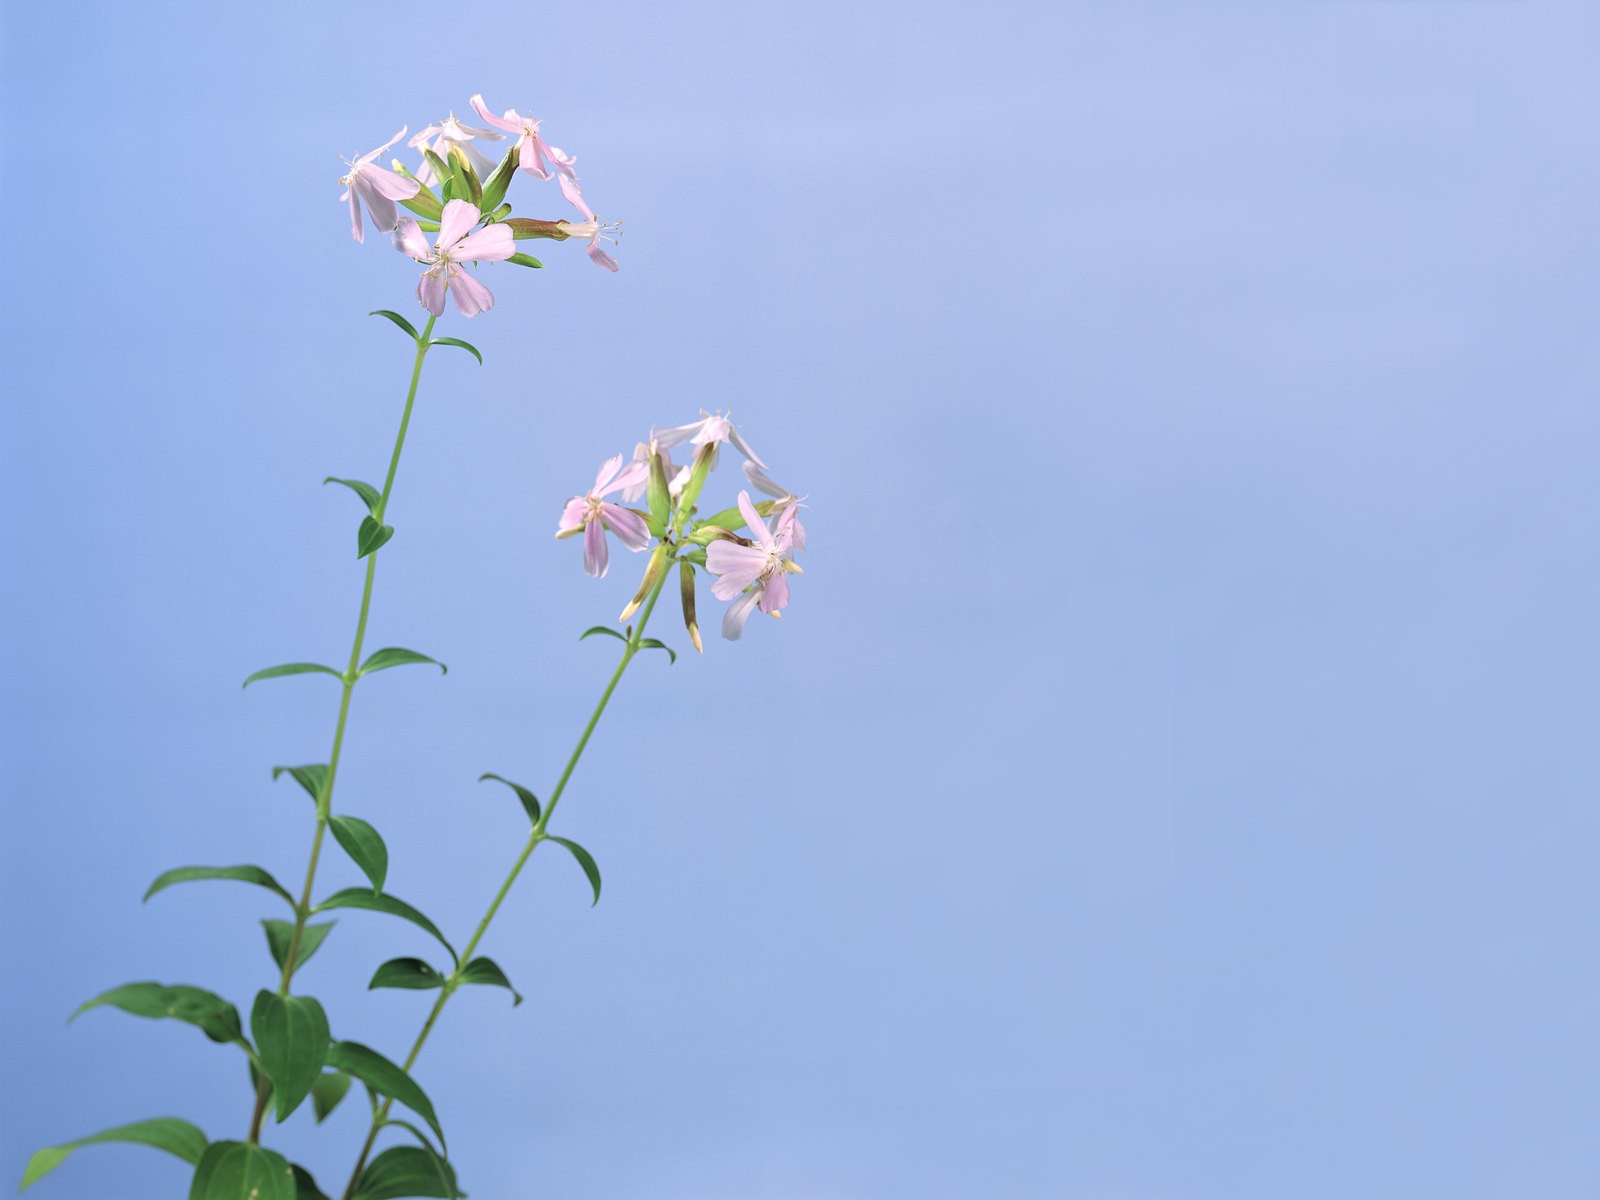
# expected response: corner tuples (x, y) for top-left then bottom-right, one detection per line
(273, 763), (330, 805)
(477, 772), (540, 823)
(368, 957), (445, 991)
(680, 546), (708, 566)
(506, 252), (544, 269)
(351, 1145), (461, 1200)
(324, 1042), (447, 1152)
(359, 646), (447, 676)
(251, 992), (331, 1123)
(446, 143), (482, 205)
(579, 625), (627, 643)
(313, 888), (457, 963)
(329, 815), (388, 892)
(323, 476), (382, 514)
(636, 637), (677, 665)
(262, 920), (336, 975)
(368, 310), (420, 341)
(244, 662), (342, 688)
(392, 162), (443, 221)
(695, 505), (749, 534)
(310, 1070), (352, 1123)
(358, 515), (395, 558)
(21, 1118), (208, 1190)
(72, 982), (243, 1044)
(292, 1163), (333, 1200)
(460, 957), (523, 1006)
(479, 146), (518, 212)
(548, 836), (602, 906)
(428, 337), (482, 365)
(188, 1140), (294, 1200)
(144, 865), (295, 909)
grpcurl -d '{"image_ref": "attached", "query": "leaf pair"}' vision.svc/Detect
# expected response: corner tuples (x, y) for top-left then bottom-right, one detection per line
(369, 955), (522, 1006)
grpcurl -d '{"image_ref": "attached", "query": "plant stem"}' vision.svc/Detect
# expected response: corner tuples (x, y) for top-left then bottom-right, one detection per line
(338, 560), (676, 1197)
(248, 314), (437, 1143)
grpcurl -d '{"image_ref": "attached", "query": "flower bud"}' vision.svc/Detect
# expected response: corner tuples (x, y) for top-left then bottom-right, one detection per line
(447, 144), (484, 206)
(619, 543), (669, 621)
(646, 449), (671, 528)
(674, 443), (718, 529)
(480, 147), (519, 211)
(686, 524), (738, 546)
(679, 561), (703, 654)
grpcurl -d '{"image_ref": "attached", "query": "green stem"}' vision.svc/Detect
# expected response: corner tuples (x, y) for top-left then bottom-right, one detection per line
(338, 560), (676, 1197)
(248, 314), (437, 1143)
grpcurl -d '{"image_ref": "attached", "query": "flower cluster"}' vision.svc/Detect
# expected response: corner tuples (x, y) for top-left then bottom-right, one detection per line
(338, 93), (620, 319)
(557, 413), (808, 643)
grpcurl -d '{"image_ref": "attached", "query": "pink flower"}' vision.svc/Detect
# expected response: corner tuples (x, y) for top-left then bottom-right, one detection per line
(409, 114), (504, 183)
(742, 462), (806, 549)
(653, 411), (766, 470)
(339, 126), (422, 243)
(619, 441), (691, 503)
(395, 200), (515, 318)
(468, 93), (578, 182)
(705, 491), (801, 640)
(555, 175), (621, 272)
(556, 455), (652, 578)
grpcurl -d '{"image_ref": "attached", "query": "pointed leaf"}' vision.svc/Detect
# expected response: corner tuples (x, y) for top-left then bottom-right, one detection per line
(244, 662), (341, 688)
(392, 162), (443, 221)
(358, 515), (395, 558)
(359, 646), (447, 676)
(145, 865), (294, 909)
(329, 815), (388, 892)
(637, 637), (677, 665)
(72, 982), (243, 1044)
(188, 1141), (294, 1200)
(547, 836), (602, 906)
(579, 625), (627, 643)
(506, 252), (544, 268)
(324, 1042), (446, 1152)
(323, 477), (382, 514)
(21, 1118), (208, 1190)
(479, 146), (518, 211)
(291, 1164), (333, 1200)
(310, 1070), (352, 1123)
(368, 957), (445, 991)
(351, 1145), (461, 1200)
(369, 310), (420, 340)
(273, 763), (330, 805)
(312, 889), (456, 963)
(460, 957), (522, 1006)
(477, 772), (540, 823)
(262, 920), (336, 975)
(251, 992), (331, 1123)
(428, 337), (482, 365)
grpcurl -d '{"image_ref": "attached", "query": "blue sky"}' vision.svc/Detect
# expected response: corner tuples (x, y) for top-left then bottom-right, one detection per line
(3, 4), (1599, 1198)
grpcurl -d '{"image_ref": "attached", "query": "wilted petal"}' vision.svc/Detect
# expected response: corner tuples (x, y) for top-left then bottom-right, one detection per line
(651, 421), (700, 450)
(600, 503), (651, 551)
(583, 518), (609, 577)
(449, 268), (495, 318)
(586, 240), (620, 272)
(758, 569), (789, 614)
(347, 188), (364, 242)
(557, 497), (588, 534)
(706, 542), (769, 599)
(560, 173), (595, 222)
(392, 217), (429, 260)
(418, 271), (447, 316)
(435, 198), (482, 252)
(721, 589), (760, 641)
(469, 94), (525, 135)
(452, 223), (515, 263)
(355, 177), (399, 233)
(775, 503), (807, 553)
(727, 425), (767, 469)
(742, 461), (789, 498)
(516, 135), (549, 178)
(543, 142), (577, 179)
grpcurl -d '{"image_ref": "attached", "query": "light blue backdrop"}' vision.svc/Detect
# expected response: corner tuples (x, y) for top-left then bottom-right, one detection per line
(3, 4), (1598, 1198)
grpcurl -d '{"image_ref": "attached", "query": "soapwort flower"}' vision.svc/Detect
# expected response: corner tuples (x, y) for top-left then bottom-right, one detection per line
(555, 176), (621, 272)
(394, 200), (515, 318)
(652, 411), (765, 470)
(557, 455), (652, 577)
(339, 126), (423, 243)
(706, 490), (802, 640)
(409, 114), (504, 183)
(469, 93), (578, 182)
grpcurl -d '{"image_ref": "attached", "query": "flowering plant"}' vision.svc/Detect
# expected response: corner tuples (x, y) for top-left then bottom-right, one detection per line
(21, 92), (807, 1200)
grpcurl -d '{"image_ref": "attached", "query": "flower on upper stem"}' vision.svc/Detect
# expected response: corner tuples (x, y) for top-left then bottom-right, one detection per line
(742, 461), (807, 550)
(555, 175), (621, 272)
(339, 126), (422, 243)
(706, 490), (802, 640)
(556, 455), (652, 578)
(620, 440), (690, 503)
(393, 199), (514, 318)
(653, 411), (766, 470)
(409, 114), (504, 183)
(468, 93), (578, 182)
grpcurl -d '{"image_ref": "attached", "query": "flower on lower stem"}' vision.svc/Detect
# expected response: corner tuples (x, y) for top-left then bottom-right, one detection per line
(469, 93), (577, 182)
(339, 126), (422, 242)
(557, 455), (652, 577)
(394, 199), (514, 317)
(706, 490), (802, 640)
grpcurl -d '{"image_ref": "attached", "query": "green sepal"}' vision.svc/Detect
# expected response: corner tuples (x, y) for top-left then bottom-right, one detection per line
(20, 1118), (208, 1191)
(487, 202), (512, 222)
(420, 149), (453, 195)
(329, 815), (388, 892)
(548, 836), (602, 906)
(460, 956), (523, 1006)
(504, 217), (568, 240)
(429, 337), (482, 365)
(262, 920), (336, 975)
(506, 252), (544, 268)
(391, 162), (443, 221)
(579, 625), (627, 643)
(324, 1041), (447, 1152)
(145, 865), (295, 909)
(243, 662), (342, 688)
(351, 1145), (461, 1200)
(368, 957), (445, 991)
(642, 510), (667, 538)
(368, 310), (420, 341)
(680, 546), (708, 566)
(477, 772), (541, 823)
(676, 443), (717, 521)
(646, 451), (671, 526)
(310, 1070), (352, 1123)
(636, 637), (676, 665)
(358, 515), (395, 558)
(313, 888), (457, 964)
(71, 982), (244, 1045)
(359, 647), (447, 676)
(188, 1141), (295, 1200)
(251, 991), (331, 1123)
(273, 764), (330, 805)
(446, 143), (483, 205)
(479, 146), (518, 211)
(291, 1163), (333, 1200)
(324, 476), (382, 514)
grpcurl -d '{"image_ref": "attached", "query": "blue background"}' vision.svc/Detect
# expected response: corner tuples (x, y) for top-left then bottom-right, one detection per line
(3, 4), (1598, 1197)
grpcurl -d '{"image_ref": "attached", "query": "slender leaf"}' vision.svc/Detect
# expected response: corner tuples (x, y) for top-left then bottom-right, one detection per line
(547, 836), (602, 906)
(144, 865), (294, 908)
(637, 637), (677, 665)
(273, 763), (330, 804)
(368, 957), (445, 992)
(428, 337), (482, 365)
(72, 982), (243, 1044)
(262, 920), (336, 974)
(358, 515), (395, 558)
(392, 163), (443, 221)
(251, 992), (331, 1123)
(351, 1145), (460, 1200)
(506, 252), (544, 268)
(310, 1070), (352, 1123)
(460, 957), (522, 1006)
(329, 815), (388, 892)
(313, 889), (456, 963)
(243, 662), (341, 688)
(477, 772), (540, 823)
(323, 476), (382, 514)
(579, 625), (627, 643)
(188, 1141), (294, 1200)
(359, 647), (446, 676)
(368, 310), (419, 340)
(324, 1042), (447, 1151)
(292, 1164), (333, 1200)
(21, 1118), (207, 1190)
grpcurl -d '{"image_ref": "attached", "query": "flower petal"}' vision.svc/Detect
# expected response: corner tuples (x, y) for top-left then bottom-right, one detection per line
(736, 490), (771, 545)
(600, 503), (651, 551)
(742, 461), (789, 499)
(559, 173), (596, 222)
(593, 454), (624, 495)
(758, 569), (789, 614)
(583, 518), (609, 578)
(517, 135), (550, 178)
(448, 268), (495, 318)
(452, 224), (515, 263)
(435, 198), (482, 252)
(721, 589), (760, 641)
(392, 217), (429, 260)
(418, 271), (446, 316)
(348, 188), (364, 243)
(601, 459), (648, 499)
(727, 425), (766, 469)
(706, 542), (769, 599)
(557, 497), (588, 534)
(586, 240), (620, 272)
(469, 94), (525, 135)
